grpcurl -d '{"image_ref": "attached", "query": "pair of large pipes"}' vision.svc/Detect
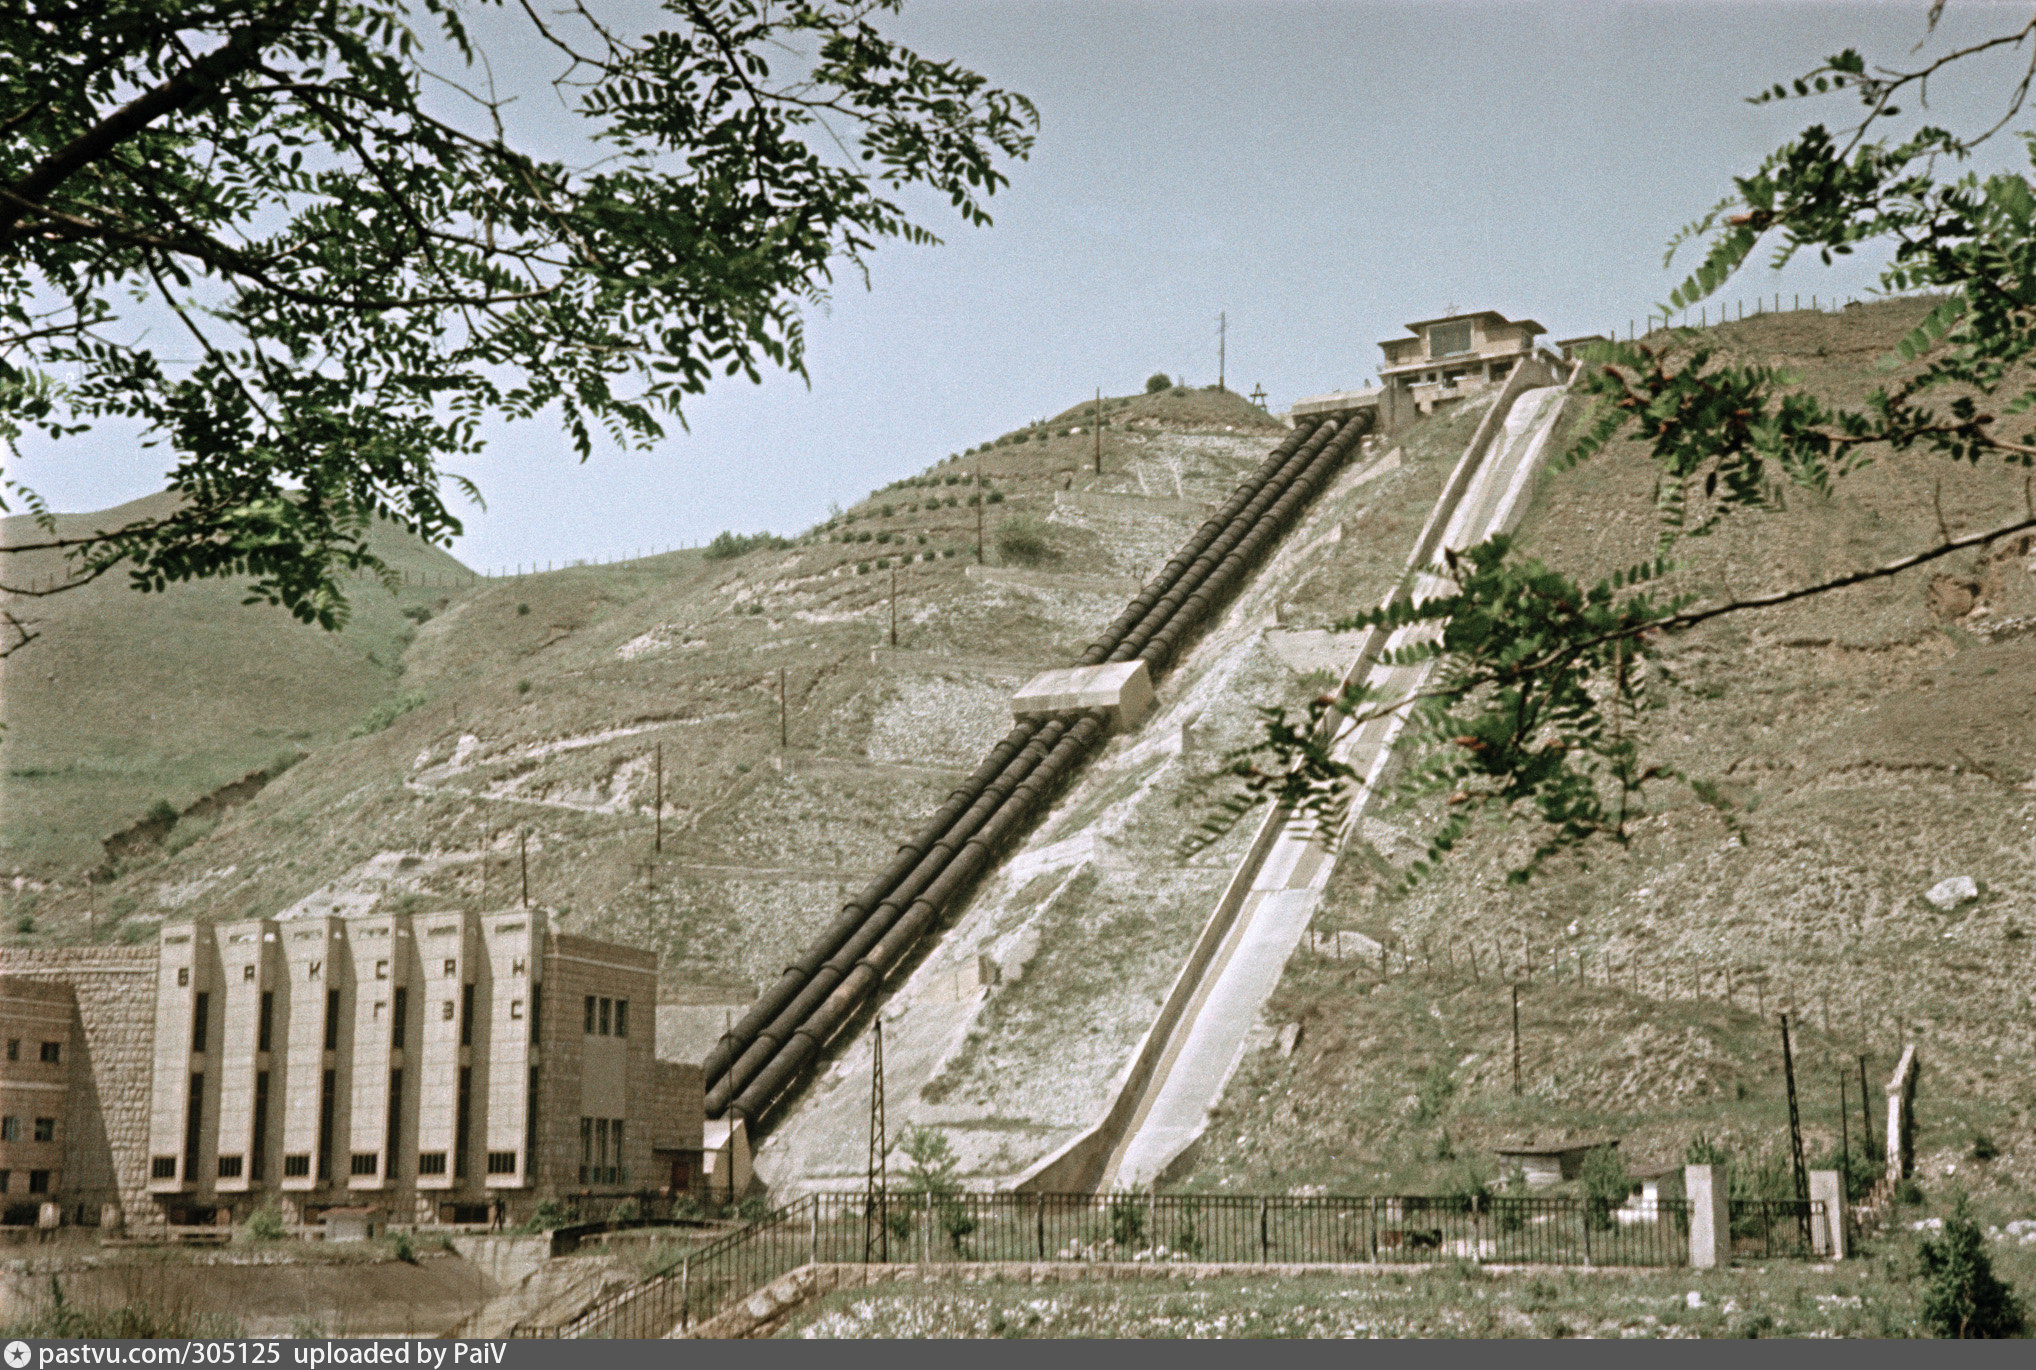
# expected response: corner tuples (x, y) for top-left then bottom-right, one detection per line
(703, 411), (1368, 1127)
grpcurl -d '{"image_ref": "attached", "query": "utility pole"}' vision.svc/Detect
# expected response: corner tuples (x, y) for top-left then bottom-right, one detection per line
(1094, 386), (1102, 476)
(1840, 1073), (1851, 1202)
(519, 830), (530, 909)
(653, 743), (663, 855)
(1781, 1013), (1811, 1243)
(1217, 311), (1226, 391)
(1511, 984), (1522, 1096)
(1249, 384), (1267, 411)
(1858, 1054), (1875, 1162)
(865, 1017), (888, 1263)
(974, 460), (984, 563)
(888, 565), (898, 647)
(779, 666), (788, 749)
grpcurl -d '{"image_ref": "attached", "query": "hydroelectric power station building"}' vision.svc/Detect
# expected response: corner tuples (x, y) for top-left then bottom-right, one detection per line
(0, 911), (708, 1233)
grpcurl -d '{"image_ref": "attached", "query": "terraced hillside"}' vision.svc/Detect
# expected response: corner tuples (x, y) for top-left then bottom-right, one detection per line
(1174, 298), (2036, 1218)
(0, 387), (1305, 1034)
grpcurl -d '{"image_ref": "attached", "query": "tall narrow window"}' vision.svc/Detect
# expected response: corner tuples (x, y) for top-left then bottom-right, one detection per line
(251, 1071), (270, 1182)
(525, 1067), (540, 1182)
(460, 983), (475, 1048)
(392, 988), (408, 1049)
(183, 1073), (205, 1188)
(610, 1119), (624, 1185)
(530, 983), (542, 1044)
(324, 989), (341, 1050)
(598, 997), (611, 1036)
(455, 1066), (472, 1178)
(317, 1069), (336, 1181)
(584, 996), (595, 1034)
(191, 992), (209, 1054)
(613, 999), (627, 1040)
(257, 991), (274, 1053)
(579, 1117), (592, 1185)
(386, 1068), (403, 1181)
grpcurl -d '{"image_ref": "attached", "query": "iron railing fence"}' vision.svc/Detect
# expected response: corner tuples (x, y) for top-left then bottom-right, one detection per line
(519, 1189), (1703, 1338)
(1731, 1199), (1828, 1260)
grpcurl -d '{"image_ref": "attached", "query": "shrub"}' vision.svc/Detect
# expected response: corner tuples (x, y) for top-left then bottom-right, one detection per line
(389, 1229), (416, 1264)
(401, 604), (433, 624)
(146, 799), (180, 828)
(1920, 1195), (2026, 1337)
(857, 563), (870, 574)
(1579, 1146), (1630, 1231)
(703, 530), (791, 560)
(1145, 372), (1171, 393)
(244, 1200), (286, 1241)
(875, 558), (890, 570)
(1972, 1135), (2000, 1161)
(516, 679), (532, 694)
(994, 516), (1054, 566)
(610, 1197), (642, 1225)
(164, 816), (218, 856)
(13, 914), (32, 934)
(523, 1198), (576, 1233)
(516, 602), (530, 615)
(880, 504), (895, 518)
(349, 690), (427, 738)
(986, 490), (1005, 504)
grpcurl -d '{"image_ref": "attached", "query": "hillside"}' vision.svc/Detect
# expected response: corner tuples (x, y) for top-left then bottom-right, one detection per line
(1, 491), (476, 878)
(1171, 298), (2036, 1221)
(0, 390), (1286, 1026)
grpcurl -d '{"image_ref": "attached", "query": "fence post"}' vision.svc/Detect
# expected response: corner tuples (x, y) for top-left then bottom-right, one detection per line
(922, 1188), (932, 1265)
(1259, 1198), (1269, 1263)
(1036, 1192), (1046, 1261)
(1582, 1198), (1592, 1268)
(680, 1256), (690, 1331)
(809, 1196), (819, 1267)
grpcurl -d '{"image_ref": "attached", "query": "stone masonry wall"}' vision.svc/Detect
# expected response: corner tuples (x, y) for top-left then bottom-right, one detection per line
(0, 947), (158, 1229)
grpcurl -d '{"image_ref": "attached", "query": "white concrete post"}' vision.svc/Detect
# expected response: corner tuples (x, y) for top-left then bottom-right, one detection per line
(1886, 1045), (1918, 1182)
(1684, 1164), (1730, 1269)
(1808, 1170), (1846, 1260)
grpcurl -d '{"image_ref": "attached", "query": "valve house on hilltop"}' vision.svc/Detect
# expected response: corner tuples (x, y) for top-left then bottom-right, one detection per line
(0, 912), (708, 1233)
(1376, 309), (1546, 413)
(1290, 307), (1560, 431)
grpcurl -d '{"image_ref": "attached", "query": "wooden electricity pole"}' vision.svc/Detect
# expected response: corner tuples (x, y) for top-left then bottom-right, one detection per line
(1781, 1013), (1811, 1242)
(653, 743), (663, 854)
(1094, 386), (1103, 476)
(1511, 984), (1522, 1096)
(519, 830), (530, 908)
(780, 666), (788, 749)
(974, 460), (984, 563)
(1217, 311), (1227, 391)
(889, 566), (898, 647)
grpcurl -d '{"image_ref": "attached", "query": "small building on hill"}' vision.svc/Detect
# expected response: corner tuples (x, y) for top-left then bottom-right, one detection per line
(1378, 310), (1546, 415)
(1493, 1137), (1619, 1190)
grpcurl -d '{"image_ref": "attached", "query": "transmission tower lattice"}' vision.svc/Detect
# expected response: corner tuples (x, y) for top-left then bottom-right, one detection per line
(864, 1017), (888, 1262)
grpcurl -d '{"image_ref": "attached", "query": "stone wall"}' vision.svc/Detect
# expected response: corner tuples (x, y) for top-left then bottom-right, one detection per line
(0, 947), (158, 1229)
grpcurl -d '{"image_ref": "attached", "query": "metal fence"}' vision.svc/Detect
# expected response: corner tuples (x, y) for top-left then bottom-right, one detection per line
(1730, 1198), (1826, 1260)
(524, 1188), (1702, 1338)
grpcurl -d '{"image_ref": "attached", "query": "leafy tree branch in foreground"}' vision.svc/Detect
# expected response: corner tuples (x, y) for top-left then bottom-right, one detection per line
(0, 0), (1034, 628)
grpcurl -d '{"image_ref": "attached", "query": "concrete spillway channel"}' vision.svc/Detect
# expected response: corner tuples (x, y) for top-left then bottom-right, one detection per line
(702, 412), (1374, 1132)
(1083, 370), (1575, 1192)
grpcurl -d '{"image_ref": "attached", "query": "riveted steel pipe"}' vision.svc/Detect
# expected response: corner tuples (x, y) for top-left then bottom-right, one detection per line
(1109, 418), (1344, 665)
(727, 712), (1109, 1126)
(701, 720), (1041, 1086)
(703, 718), (1075, 1114)
(1139, 416), (1368, 672)
(1075, 419), (1324, 667)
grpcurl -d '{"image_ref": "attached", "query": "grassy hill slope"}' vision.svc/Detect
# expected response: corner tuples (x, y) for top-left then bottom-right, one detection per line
(1, 491), (477, 877)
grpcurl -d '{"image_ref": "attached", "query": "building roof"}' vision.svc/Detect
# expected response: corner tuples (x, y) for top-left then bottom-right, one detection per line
(1398, 310), (1545, 334)
(1494, 1138), (1620, 1158)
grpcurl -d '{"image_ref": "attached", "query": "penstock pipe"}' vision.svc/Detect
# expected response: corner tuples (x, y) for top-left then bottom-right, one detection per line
(727, 712), (1109, 1127)
(701, 720), (1041, 1087)
(702, 718), (1074, 1115)
(1077, 419), (1324, 668)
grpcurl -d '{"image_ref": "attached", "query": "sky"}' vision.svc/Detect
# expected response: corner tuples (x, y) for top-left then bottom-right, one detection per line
(12, 0), (2036, 572)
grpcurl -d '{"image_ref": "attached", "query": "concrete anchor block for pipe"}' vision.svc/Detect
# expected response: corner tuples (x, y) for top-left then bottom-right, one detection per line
(1011, 659), (1155, 732)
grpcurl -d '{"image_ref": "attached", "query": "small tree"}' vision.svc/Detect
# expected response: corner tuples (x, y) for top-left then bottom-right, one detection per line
(1919, 1195), (2026, 1338)
(1579, 1146), (1631, 1231)
(896, 1125), (976, 1253)
(1145, 372), (1171, 393)
(994, 516), (1055, 566)
(243, 1199), (286, 1242)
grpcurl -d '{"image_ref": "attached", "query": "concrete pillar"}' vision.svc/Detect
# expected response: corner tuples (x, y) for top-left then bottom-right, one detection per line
(1808, 1170), (1846, 1260)
(1886, 1044), (1918, 1182)
(1684, 1164), (1730, 1269)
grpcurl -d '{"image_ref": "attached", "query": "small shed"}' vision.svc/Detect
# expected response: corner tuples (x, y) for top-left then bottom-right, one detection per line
(322, 1206), (385, 1242)
(1493, 1138), (1619, 1190)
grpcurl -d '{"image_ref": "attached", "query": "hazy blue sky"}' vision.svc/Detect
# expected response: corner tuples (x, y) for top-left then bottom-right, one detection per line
(12, 1), (2036, 571)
